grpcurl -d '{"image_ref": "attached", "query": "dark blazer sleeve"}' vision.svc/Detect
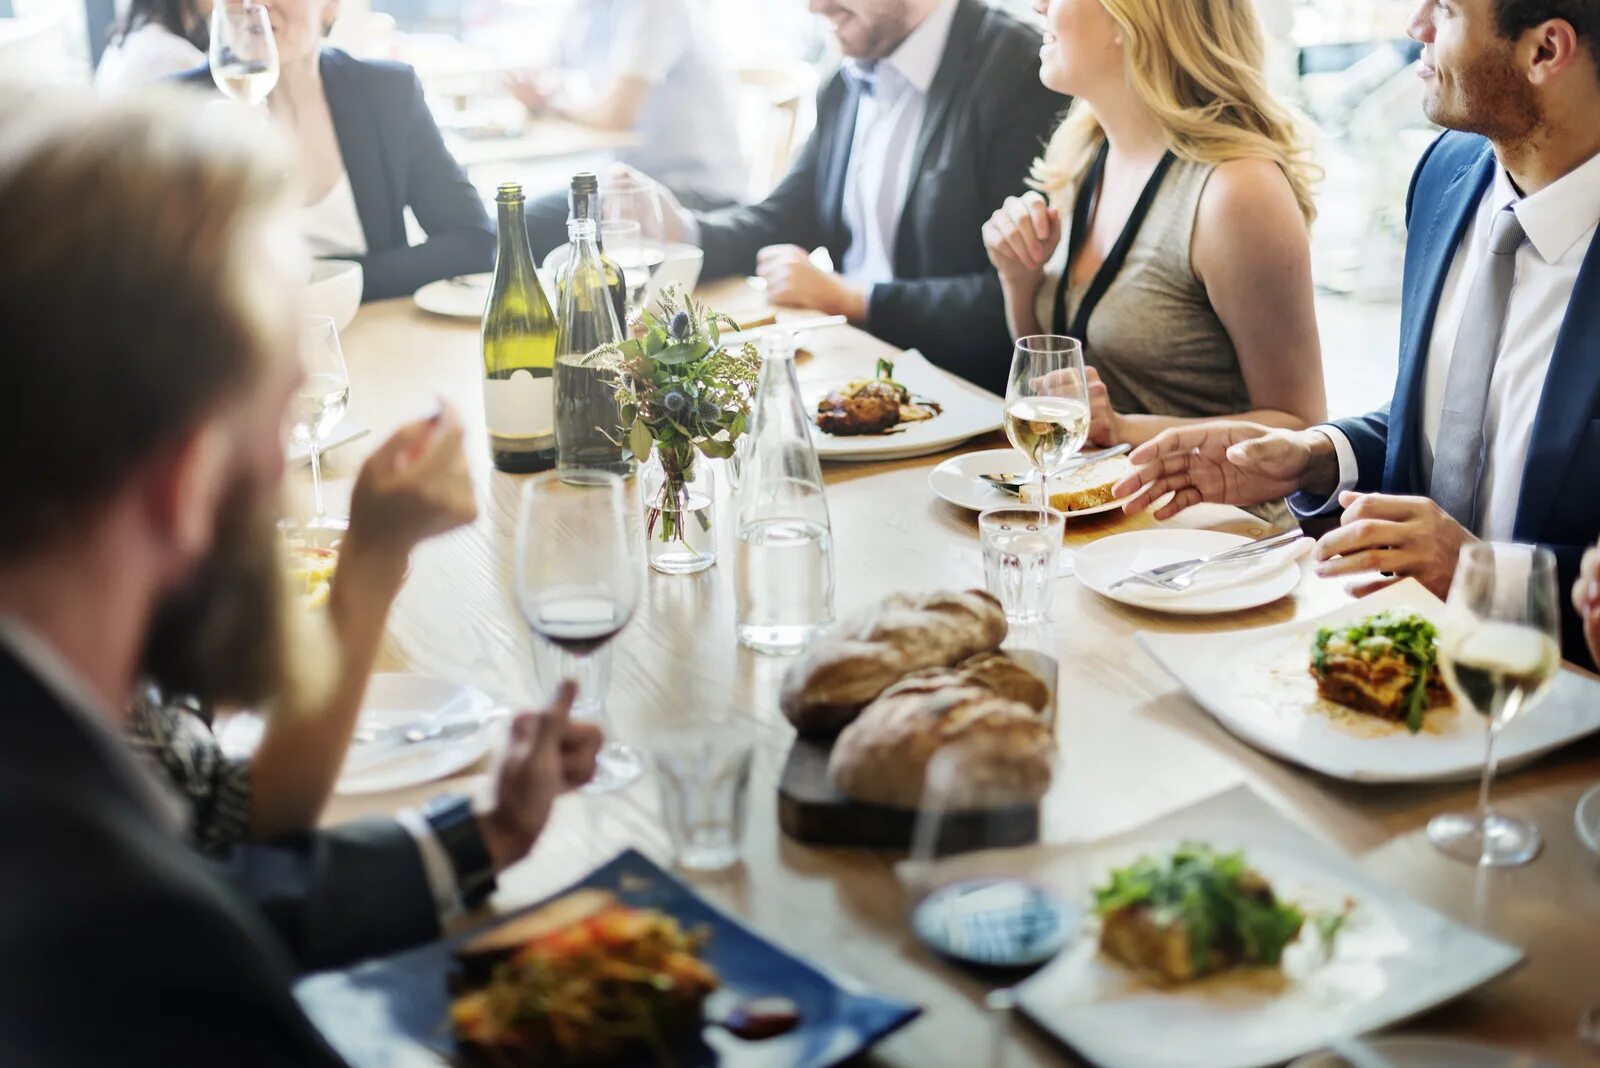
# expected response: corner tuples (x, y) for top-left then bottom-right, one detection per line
(217, 818), (441, 973)
(353, 68), (494, 300)
(1332, 402), (1391, 495)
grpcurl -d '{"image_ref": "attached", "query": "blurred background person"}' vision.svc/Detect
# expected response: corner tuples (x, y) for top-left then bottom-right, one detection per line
(514, 0), (746, 256)
(983, 0), (1325, 452)
(1578, 536), (1600, 668)
(181, 0), (494, 300)
(637, 0), (1067, 392)
(95, 0), (211, 94)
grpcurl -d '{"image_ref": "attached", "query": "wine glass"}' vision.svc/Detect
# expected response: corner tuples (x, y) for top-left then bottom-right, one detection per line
(600, 172), (668, 304)
(1428, 543), (1562, 867)
(1003, 336), (1090, 521)
(210, 2), (279, 106)
(515, 470), (643, 792)
(293, 316), (351, 532)
(600, 219), (647, 322)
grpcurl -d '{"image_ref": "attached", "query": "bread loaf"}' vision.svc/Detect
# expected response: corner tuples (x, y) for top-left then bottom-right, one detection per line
(779, 590), (1008, 737)
(1022, 455), (1131, 513)
(828, 683), (1053, 810)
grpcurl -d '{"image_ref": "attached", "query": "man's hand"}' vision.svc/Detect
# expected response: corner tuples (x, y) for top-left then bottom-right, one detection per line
(607, 164), (692, 244)
(476, 682), (603, 873)
(755, 245), (867, 321)
(1313, 492), (1475, 599)
(1572, 539), (1600, 666)
(1112, 421), (1333, 519)
(505, 70), (555, 115)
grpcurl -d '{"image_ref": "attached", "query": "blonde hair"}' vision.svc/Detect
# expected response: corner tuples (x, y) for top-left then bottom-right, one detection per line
(1031, 0), (1319, 224)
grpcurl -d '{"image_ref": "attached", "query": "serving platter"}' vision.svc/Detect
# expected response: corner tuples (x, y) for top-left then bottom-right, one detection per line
(1138, 580), (1600, 783)
(803, 349), (1002, 462)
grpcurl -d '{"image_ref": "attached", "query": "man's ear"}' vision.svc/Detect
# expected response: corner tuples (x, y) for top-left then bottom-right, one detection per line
(145, 421), (234, 563)
(1526, 18), (1584, 86)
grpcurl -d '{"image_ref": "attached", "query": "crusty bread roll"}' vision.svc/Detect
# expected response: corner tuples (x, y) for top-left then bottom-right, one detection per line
(828, 684), (1054, 810)
(779, 590), (1008, 737)
(1022, 455), (1131, 513)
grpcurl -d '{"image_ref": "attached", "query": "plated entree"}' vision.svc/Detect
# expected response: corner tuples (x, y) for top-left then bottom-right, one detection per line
(815, 358), (942, 436)
(1310, 611), (1453, 733)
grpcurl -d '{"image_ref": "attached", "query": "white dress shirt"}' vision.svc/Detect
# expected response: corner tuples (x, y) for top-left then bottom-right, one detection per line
(94, 23), (205, 97)
(1299, 147), (1600, 539)
(838, 0), (959, 289)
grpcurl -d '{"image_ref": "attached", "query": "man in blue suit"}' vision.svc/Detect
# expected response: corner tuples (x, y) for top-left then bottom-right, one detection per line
(1114, 0), (1600, 666)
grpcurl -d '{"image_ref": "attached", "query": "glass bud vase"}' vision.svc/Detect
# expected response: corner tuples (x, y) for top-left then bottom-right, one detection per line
(642, 445), (716, 575)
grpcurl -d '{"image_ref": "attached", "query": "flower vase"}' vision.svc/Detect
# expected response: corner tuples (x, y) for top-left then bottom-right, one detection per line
(642, 445), (717, 574)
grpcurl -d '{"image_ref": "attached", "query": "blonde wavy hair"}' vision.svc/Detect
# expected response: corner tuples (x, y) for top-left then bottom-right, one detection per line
(1031, 0), (1319, 224)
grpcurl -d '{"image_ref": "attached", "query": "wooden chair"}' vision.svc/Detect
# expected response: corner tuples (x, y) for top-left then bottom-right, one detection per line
(734, 60), (817, 203)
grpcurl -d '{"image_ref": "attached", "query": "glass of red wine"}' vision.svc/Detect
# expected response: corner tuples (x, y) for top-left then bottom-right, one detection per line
(516, 470), (642, 792)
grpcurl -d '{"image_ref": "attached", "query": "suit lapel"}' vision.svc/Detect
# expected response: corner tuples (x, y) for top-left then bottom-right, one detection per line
(1514, 228), (1600, 539)
(1385, 145), (1495, 492)
(818, 75), (860, 256)
(319, 50), (385, 252)
(894, 0), (980, 269)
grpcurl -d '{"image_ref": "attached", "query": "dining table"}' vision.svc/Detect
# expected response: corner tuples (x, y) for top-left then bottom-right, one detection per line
(315, 277), (1600, 1067)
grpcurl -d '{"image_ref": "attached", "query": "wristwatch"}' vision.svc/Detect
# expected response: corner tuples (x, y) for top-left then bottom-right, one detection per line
(421, 793), (497, 910)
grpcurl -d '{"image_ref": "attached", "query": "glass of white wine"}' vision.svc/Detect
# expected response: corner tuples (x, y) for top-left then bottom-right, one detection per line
(1003, 336), (1090, 521)
(601, 172), (668, 302)
(1428, 543), (1562, 867)
(210, 2), (279, 106)
(294, 316), (352, 532)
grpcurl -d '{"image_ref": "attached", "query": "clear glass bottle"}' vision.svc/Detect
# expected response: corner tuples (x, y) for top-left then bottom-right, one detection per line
(734, 331), (835, 653)
(554, 217), (629, 476)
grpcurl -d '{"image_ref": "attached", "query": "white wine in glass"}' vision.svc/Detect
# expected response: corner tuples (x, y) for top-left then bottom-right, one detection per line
(1428, 543), (1562, 867)
(1003, 336), (1089, 516)
(210, 2), (279, 106)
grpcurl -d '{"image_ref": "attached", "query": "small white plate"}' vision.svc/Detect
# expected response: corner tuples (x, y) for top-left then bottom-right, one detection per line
(1138, 581), (1600, 783)
(1577, 782), (1600, 855)
(336, 674), (501, 796)
(1289, 1037), (1558, 1068)
(1076, 529), (1308, 615)
(928, 447), (1139, 515)
(806, 349), (1002, 462)
(413, 272), (493, 319)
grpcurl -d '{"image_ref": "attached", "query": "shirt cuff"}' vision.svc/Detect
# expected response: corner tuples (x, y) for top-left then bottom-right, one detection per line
(1287, 425), (1359, 518)
(395, 807), (463, 923)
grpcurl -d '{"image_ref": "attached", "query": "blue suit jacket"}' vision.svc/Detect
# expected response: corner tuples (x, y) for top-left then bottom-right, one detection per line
(181, 49), (494, 301)
(1334, 132), (1600, 665)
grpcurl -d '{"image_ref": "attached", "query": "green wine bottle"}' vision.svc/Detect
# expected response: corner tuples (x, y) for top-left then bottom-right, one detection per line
(482, 182), (558, 473)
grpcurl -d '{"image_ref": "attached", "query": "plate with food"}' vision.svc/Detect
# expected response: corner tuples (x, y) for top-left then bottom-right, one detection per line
(294, 849), (920, 1068)
(1075, 529), (1309, 615)
(927, 447), (1140, 516)
(999, 786), (1523, 1068)
(805, 350), (1001, 462)
(1137, 580), (1600, 782)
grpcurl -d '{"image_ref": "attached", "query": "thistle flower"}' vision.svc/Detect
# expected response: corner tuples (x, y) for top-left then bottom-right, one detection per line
(669, 310), (692, 340)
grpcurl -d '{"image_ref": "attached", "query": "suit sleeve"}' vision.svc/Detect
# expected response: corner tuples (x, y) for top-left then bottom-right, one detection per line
(862, 64), (1063, 388)
(353, 70), (495, 301)
(1332, 402), (1391, 494)
(216, 818), (442, 973)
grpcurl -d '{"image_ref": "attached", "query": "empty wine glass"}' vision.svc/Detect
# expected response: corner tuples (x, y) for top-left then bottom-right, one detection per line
(293, 316), (351, 531)
(601, 172), (668, 302)
(210, 1), (279, 106)
(515, 471), (643, 792)
(1003, 336), (1089, 521)
(1429, 543), (1562, 867)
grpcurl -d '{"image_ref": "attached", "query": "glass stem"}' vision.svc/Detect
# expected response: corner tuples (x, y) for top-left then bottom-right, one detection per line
(308, 440), (326, 518)
(1035, 469), (1047, 526)
(1477, 703), (1512, 829)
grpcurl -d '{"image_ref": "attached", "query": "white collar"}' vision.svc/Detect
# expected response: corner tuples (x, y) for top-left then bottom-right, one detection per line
(846, 0), (959, 96)
(1495, 146), (1600, 264)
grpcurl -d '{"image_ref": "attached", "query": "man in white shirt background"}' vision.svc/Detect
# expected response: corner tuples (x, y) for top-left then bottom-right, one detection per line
(1112, 0), (1600, 667)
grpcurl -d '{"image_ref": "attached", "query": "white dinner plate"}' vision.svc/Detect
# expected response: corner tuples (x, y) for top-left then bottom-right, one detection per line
(1004, 787), (1522, 1068)
(413, 272), (493, 319)
(1289, 1037), (1558, 1068)
(335, 674), (502, 796)
(805, 349), (1002, 462)
(1075, 529), (1309, 615)
(927, 447), (1140, 516)
(1138, 580), (1600, 783)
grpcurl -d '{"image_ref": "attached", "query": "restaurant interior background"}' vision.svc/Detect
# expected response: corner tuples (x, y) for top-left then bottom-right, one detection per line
(6, 0), (1425, 420)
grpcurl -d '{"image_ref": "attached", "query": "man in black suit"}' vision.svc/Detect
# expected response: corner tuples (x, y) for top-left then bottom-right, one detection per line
(647, 0), (1067, 394)
(0, 87), (599, 1066)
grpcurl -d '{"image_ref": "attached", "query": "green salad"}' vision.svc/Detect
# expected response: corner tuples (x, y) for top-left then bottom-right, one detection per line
(1311, 611), (1442, 733)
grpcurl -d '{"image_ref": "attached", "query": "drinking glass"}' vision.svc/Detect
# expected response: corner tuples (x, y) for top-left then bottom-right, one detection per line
(980, 506), (1064, 623)
(293, 316), (351, 531)
(515, 471), (643, 792)
(1428, 543), (1562, 866)
(653, 727), (754, 871)
(600, 172), (668, 301)
(600, 219), (648, 322)
(1003, 336), (1090, 521)
(210, 2), (279, 105)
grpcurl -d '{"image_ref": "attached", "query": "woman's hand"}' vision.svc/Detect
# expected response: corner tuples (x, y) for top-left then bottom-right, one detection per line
(344, 405), (477, 567)
(983, 192), (1061, 289)
(1084, 365), (1118, 447)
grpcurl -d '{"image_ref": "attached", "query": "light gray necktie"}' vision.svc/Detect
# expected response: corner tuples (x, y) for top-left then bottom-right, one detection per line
(1429, 206), (1527, 529)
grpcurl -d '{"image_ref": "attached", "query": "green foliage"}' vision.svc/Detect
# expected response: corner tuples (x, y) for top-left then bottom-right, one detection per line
(1312, 611), (1442, 732)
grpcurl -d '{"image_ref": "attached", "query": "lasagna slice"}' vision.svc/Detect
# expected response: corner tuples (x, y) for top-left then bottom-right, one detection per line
(1310, 611), (1452, 732)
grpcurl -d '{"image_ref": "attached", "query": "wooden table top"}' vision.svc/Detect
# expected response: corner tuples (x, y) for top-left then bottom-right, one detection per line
(318, 280), (1600, 1067)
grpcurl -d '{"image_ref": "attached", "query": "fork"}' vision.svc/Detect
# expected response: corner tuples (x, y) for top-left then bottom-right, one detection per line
(1107, 528), (1304, 593)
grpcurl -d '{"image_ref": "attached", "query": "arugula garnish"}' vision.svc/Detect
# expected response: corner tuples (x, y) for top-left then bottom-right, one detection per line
(1312, 611), (1441, 732)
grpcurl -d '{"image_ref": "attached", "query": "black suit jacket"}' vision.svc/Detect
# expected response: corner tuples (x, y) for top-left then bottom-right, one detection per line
(695, 0), (1067, 393)
(181, 49), (494, 301)
(0, 644), (440, 1066)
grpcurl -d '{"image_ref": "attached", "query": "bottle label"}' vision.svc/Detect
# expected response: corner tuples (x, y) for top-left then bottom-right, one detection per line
(484, 368), (554, 441)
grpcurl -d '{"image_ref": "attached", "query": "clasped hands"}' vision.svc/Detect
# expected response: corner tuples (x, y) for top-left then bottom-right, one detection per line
(1110, 422), (1475, 599)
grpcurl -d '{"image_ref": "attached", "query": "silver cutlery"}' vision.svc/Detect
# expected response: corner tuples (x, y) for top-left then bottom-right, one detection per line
(346, 712), (505, 771)
(1108, 527), (1305, 594)
(979, 443), (1132, 494)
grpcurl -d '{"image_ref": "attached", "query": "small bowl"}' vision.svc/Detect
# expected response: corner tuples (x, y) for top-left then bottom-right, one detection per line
(306, 259), (364, 332)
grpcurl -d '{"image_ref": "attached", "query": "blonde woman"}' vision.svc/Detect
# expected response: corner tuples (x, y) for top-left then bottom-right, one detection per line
(982, 0), (1325, 449)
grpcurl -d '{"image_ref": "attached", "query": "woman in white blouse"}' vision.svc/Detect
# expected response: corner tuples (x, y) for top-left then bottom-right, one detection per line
(95, 0), (211, 96)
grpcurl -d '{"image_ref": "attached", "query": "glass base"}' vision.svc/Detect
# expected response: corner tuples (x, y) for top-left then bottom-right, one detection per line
(1427, 810), (1542, 867)
(649, 546), (717, 575)
(736, 622), (822, 655)
(581, 741), (644, 794)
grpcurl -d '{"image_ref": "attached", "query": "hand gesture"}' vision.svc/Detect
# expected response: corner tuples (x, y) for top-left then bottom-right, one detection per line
(983, 191), (1060, 287)
(1112, 422), (1326, 519)
(1314, 493), (1475, 599)
(346, 405), (477, 560)
(756, 244), (865, 319)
